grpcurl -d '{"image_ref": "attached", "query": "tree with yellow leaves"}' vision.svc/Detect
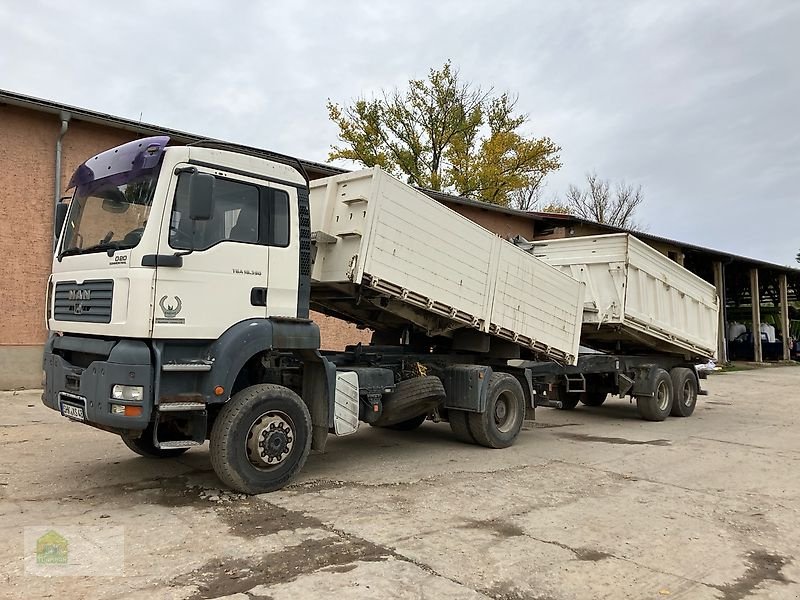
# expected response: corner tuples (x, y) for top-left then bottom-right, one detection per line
(327, 62), (560, 206)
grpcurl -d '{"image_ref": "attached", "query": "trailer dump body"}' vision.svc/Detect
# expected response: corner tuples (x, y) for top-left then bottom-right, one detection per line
(309, 168), (585, 364)
(529, 233), (719, 360)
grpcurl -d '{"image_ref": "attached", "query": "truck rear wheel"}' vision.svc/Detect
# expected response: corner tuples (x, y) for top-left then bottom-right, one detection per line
(209, 384), (311, 494)
(467, 373), (525, 448)
(669, 368), (697, 417)
(449, 409), (476, 443)
(580, 392), (607, 407)
(557, 395), (580, 410)
(121, 429), (189, 459)
(636, 369), (673, 421)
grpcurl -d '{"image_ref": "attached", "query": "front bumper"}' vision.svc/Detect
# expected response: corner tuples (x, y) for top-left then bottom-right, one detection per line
(42, 335), (154, 432)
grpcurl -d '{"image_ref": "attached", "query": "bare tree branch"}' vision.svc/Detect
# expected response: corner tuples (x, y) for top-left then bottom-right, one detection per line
(561, 172), (644, 229)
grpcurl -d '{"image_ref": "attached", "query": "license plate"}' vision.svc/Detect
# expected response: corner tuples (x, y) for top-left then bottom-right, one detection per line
(61, 401), (85, 422)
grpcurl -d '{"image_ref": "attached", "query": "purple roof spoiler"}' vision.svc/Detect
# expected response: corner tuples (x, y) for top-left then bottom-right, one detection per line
(67, 136), (170, 189)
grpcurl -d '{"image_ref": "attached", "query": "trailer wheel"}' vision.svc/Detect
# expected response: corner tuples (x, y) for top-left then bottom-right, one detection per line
(580, 392), (607, 407)
(449, 409), (476, 444)
(121, 429), (189, 459)
(209, 384), (311, 494)
(635, 369), (673, 421)
(669, 368), (697, 417)
(467, 373), (525, 448)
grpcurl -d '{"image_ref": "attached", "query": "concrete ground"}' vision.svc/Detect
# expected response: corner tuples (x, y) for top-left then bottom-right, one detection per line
(1, 367), (799, 600)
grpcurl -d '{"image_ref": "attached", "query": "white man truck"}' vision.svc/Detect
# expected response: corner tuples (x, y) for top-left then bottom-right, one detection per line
(42, 136), (588, 493)
(42, 137), (717, 494)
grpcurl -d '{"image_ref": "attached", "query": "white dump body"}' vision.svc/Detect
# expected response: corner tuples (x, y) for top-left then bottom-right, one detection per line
(309, 168), (585, 364)
(530, 233), (719, 359)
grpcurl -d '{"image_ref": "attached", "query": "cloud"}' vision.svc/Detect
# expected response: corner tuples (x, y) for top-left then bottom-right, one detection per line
(1, 0), (798, 264)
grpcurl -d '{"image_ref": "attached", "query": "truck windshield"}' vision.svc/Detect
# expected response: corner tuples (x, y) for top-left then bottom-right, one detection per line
(60, 172), (158, 256)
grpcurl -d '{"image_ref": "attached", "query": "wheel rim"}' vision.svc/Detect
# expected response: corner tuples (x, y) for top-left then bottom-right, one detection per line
(245, 410), (295, 471)
(494, 391), (519, 433)
(655, 381), (670, 411)
(681, 380), (693, 407)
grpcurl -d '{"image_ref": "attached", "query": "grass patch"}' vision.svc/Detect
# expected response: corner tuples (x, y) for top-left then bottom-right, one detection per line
(715, 361), (799, 374)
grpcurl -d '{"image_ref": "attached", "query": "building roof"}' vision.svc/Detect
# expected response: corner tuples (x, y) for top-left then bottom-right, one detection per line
(2, 87), (798, 277)
(426, 186), (799, 275)
(0, 88), (345, 179)
(527, 211), (800, 274)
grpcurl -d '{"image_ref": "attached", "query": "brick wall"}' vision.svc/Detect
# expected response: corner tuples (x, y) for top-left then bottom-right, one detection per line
(313, 311), (371, 350)
(0, 105), (135, 347)
(0, 104), (53, 347)
(447, 204), (535, 240)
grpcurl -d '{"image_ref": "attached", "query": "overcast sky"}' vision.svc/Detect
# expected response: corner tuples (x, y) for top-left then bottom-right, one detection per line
(2, 0), (798, 265)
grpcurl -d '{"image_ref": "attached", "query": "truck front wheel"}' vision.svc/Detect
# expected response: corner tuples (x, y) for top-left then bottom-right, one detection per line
(210, 384), (312, 494)
(467, 373), (525, 448)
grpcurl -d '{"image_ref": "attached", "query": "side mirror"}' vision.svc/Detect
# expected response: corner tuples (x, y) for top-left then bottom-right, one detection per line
(54, 202), (69, 239)
(188, 172), (215, 221)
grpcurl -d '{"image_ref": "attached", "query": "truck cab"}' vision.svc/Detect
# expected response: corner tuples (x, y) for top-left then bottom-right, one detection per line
(43, 137), (334, 490)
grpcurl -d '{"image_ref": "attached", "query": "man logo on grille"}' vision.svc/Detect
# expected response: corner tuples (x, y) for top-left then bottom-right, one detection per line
(68, 288), (91, 315)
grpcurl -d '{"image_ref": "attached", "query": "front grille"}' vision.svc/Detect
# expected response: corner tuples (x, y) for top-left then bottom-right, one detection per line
(53, 279), (114, 323)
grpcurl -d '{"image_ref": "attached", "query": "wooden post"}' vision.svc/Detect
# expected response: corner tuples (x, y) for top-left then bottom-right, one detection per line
(712, 261), (727, 363)
(750, 268), (762, 362)
(779, 273), (790, 361)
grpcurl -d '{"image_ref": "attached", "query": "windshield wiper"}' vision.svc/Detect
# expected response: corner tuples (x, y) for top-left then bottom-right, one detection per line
(58, 247), (84, 260)
(60, 241), (127, 260)
(81, 241), (127, 255)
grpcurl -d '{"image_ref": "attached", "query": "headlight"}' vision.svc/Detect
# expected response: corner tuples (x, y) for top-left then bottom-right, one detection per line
(46, 279), (53, 322)
(111, 385), (144, 401)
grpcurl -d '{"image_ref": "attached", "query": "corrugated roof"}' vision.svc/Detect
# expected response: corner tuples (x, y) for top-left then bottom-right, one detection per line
(2, 87), (797, 276)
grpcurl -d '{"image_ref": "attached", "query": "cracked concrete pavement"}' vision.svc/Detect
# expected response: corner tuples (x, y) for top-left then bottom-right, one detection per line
(0, 366), (798, 599)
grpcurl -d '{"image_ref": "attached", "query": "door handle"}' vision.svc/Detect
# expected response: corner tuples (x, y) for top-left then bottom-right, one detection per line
(250, 287), (267, 307)
(141, 254), (183, 267)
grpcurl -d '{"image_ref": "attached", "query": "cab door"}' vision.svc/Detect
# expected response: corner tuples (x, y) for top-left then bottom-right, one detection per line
(152, 165), (270, 340)
(261, 181), (300, 319)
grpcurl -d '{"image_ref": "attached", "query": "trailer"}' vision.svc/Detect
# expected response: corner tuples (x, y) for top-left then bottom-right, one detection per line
(41, 138), (586, 494)
(513, 233), (720, 421)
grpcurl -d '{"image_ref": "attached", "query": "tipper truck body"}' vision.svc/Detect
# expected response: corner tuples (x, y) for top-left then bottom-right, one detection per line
(527, 233), (719, 358)
(513, 232), (719, 419)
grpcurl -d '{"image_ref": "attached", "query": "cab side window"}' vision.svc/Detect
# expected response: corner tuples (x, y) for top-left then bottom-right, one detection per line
(170, 172), (290, 250)
(269, 190), (290, 248)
